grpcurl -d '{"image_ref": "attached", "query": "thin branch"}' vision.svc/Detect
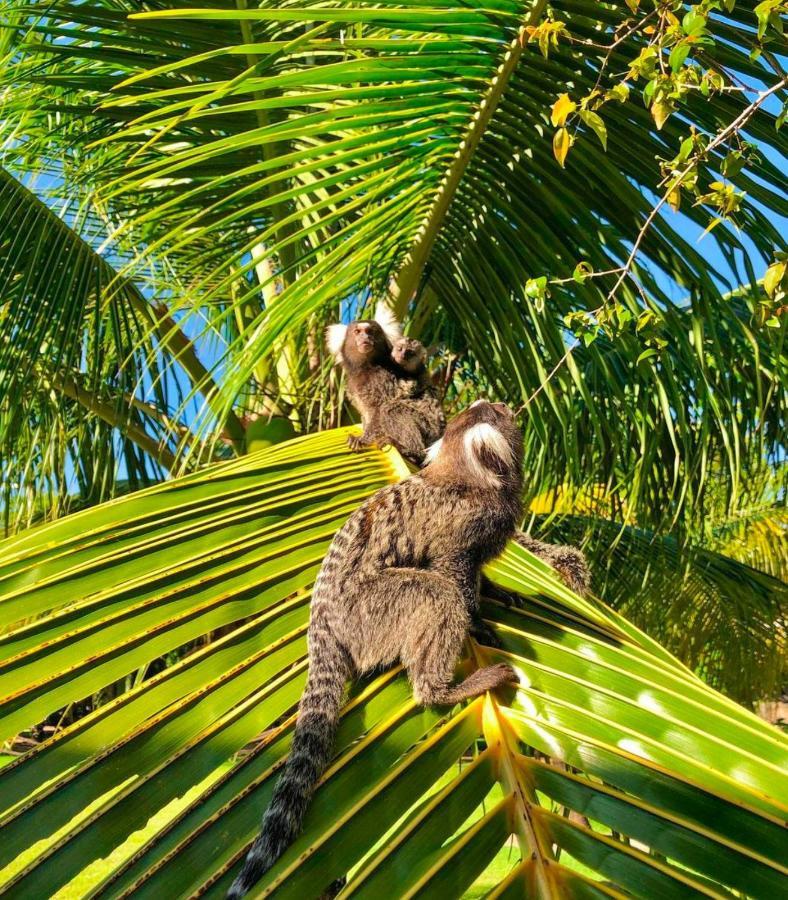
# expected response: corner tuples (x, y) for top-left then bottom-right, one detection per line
(605, 75), (787, 304)
(517, 339), (579, 414)
(579, 8), (657, 91)
(520, 75), (787, 412)
(549, 267), (625, 286)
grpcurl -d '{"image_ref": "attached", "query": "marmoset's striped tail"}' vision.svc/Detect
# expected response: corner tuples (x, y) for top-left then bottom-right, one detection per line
(227, 612), (348, 898)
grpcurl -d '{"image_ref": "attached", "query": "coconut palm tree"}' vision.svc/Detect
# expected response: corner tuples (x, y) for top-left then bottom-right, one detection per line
(0, 0), (786, 895)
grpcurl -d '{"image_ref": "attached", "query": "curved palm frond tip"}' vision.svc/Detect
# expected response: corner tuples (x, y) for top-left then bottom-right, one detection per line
(0, 432), (785, 898)
(540, 513), (788, 706)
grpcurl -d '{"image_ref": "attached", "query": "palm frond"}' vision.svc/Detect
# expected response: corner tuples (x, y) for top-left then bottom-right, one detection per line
(0, 432), (786, 897)
(0, 168), (178, 529)
(538, 512), (787, 706)
(0, 165), (255, 530)
(711, 504), (788, 583)
(3, 1), (786, 526)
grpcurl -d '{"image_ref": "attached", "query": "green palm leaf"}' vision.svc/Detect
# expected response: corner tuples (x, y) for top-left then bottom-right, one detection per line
(711, 505), (788, 584)
(1, 433), (785, 898)
(3, 1), (786, 526)
(539, 513), (787, 706)
(0, 165), (250, 529)
(0, 167), (177, 527)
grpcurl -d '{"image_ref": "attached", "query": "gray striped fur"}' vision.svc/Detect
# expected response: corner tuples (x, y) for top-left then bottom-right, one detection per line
(228, 401), (523, 897)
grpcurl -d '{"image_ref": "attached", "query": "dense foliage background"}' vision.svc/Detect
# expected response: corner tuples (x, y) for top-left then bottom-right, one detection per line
(0, 0), (786, 895)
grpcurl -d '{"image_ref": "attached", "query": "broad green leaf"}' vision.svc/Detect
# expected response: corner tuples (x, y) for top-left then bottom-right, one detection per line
(669, 43), (690, 72)
(0, 432), (785, 898)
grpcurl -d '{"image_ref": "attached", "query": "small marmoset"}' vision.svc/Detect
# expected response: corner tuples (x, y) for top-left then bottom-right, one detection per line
(390, 335), (430, 397)
(389, 334), (446, 448)
(228, 400), (524, 898)
(326, 309), (444, 465)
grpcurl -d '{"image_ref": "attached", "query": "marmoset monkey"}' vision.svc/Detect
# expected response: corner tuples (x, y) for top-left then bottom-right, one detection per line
(390, 336), (430, 396)
(228, 400), (523, 898)
(389, 335), (446, 446)
(326, 311), (444, 464)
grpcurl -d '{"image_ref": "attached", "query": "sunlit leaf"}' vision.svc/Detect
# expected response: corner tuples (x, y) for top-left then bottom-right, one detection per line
(578, 109), (607, 150)
(550, 92), (576, 127)
(651, 99), (673, 130)
(553, 126), (572, 166)
(764, 260), (787, 298)
(0, 433), (785, 897)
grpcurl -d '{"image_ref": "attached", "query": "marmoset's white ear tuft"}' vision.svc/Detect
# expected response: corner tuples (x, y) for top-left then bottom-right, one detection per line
(373, 302), (403, 343)
(424, 438), (444, 465)
(463, 423), (513, 486)
(325, 323), (348, 361)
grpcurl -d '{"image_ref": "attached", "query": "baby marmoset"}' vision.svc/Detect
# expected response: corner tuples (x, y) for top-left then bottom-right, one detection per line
(326, 310), (444, 465)
(390, 334), (446, 449)
(228, 401), (523, 898)
(390, 335), (430, 397)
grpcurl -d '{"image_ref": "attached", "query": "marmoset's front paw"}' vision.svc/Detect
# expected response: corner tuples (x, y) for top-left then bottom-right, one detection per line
(347, 434), (370, 452)
(483, 580), (525, 609)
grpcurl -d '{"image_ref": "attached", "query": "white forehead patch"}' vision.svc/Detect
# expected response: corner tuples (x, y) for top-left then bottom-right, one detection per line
(325, 323), (348, 361)
(373, 302), (403, 343)
(470, 399), (486, 408)
(424, 437), (443, 464)
(463, 422), (512, 486)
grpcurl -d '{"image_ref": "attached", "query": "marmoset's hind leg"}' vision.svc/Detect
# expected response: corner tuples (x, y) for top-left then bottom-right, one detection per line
(370, 569), (517, 705)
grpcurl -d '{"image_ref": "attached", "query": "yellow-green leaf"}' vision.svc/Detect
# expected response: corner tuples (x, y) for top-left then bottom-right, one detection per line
(606, 83), (630, 103)
(700, 216), (724, 238)
(551, 93), (576, 128)
(578, 109), (607, 150)
(573, 261), (594, 284)
(651, 100), (673, 130)
(763, 260), (786, 298)
(553, 127), (572, 167)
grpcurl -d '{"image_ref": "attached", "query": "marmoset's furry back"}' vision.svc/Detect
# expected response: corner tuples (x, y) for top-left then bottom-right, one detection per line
(228, 401), (523, 897)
